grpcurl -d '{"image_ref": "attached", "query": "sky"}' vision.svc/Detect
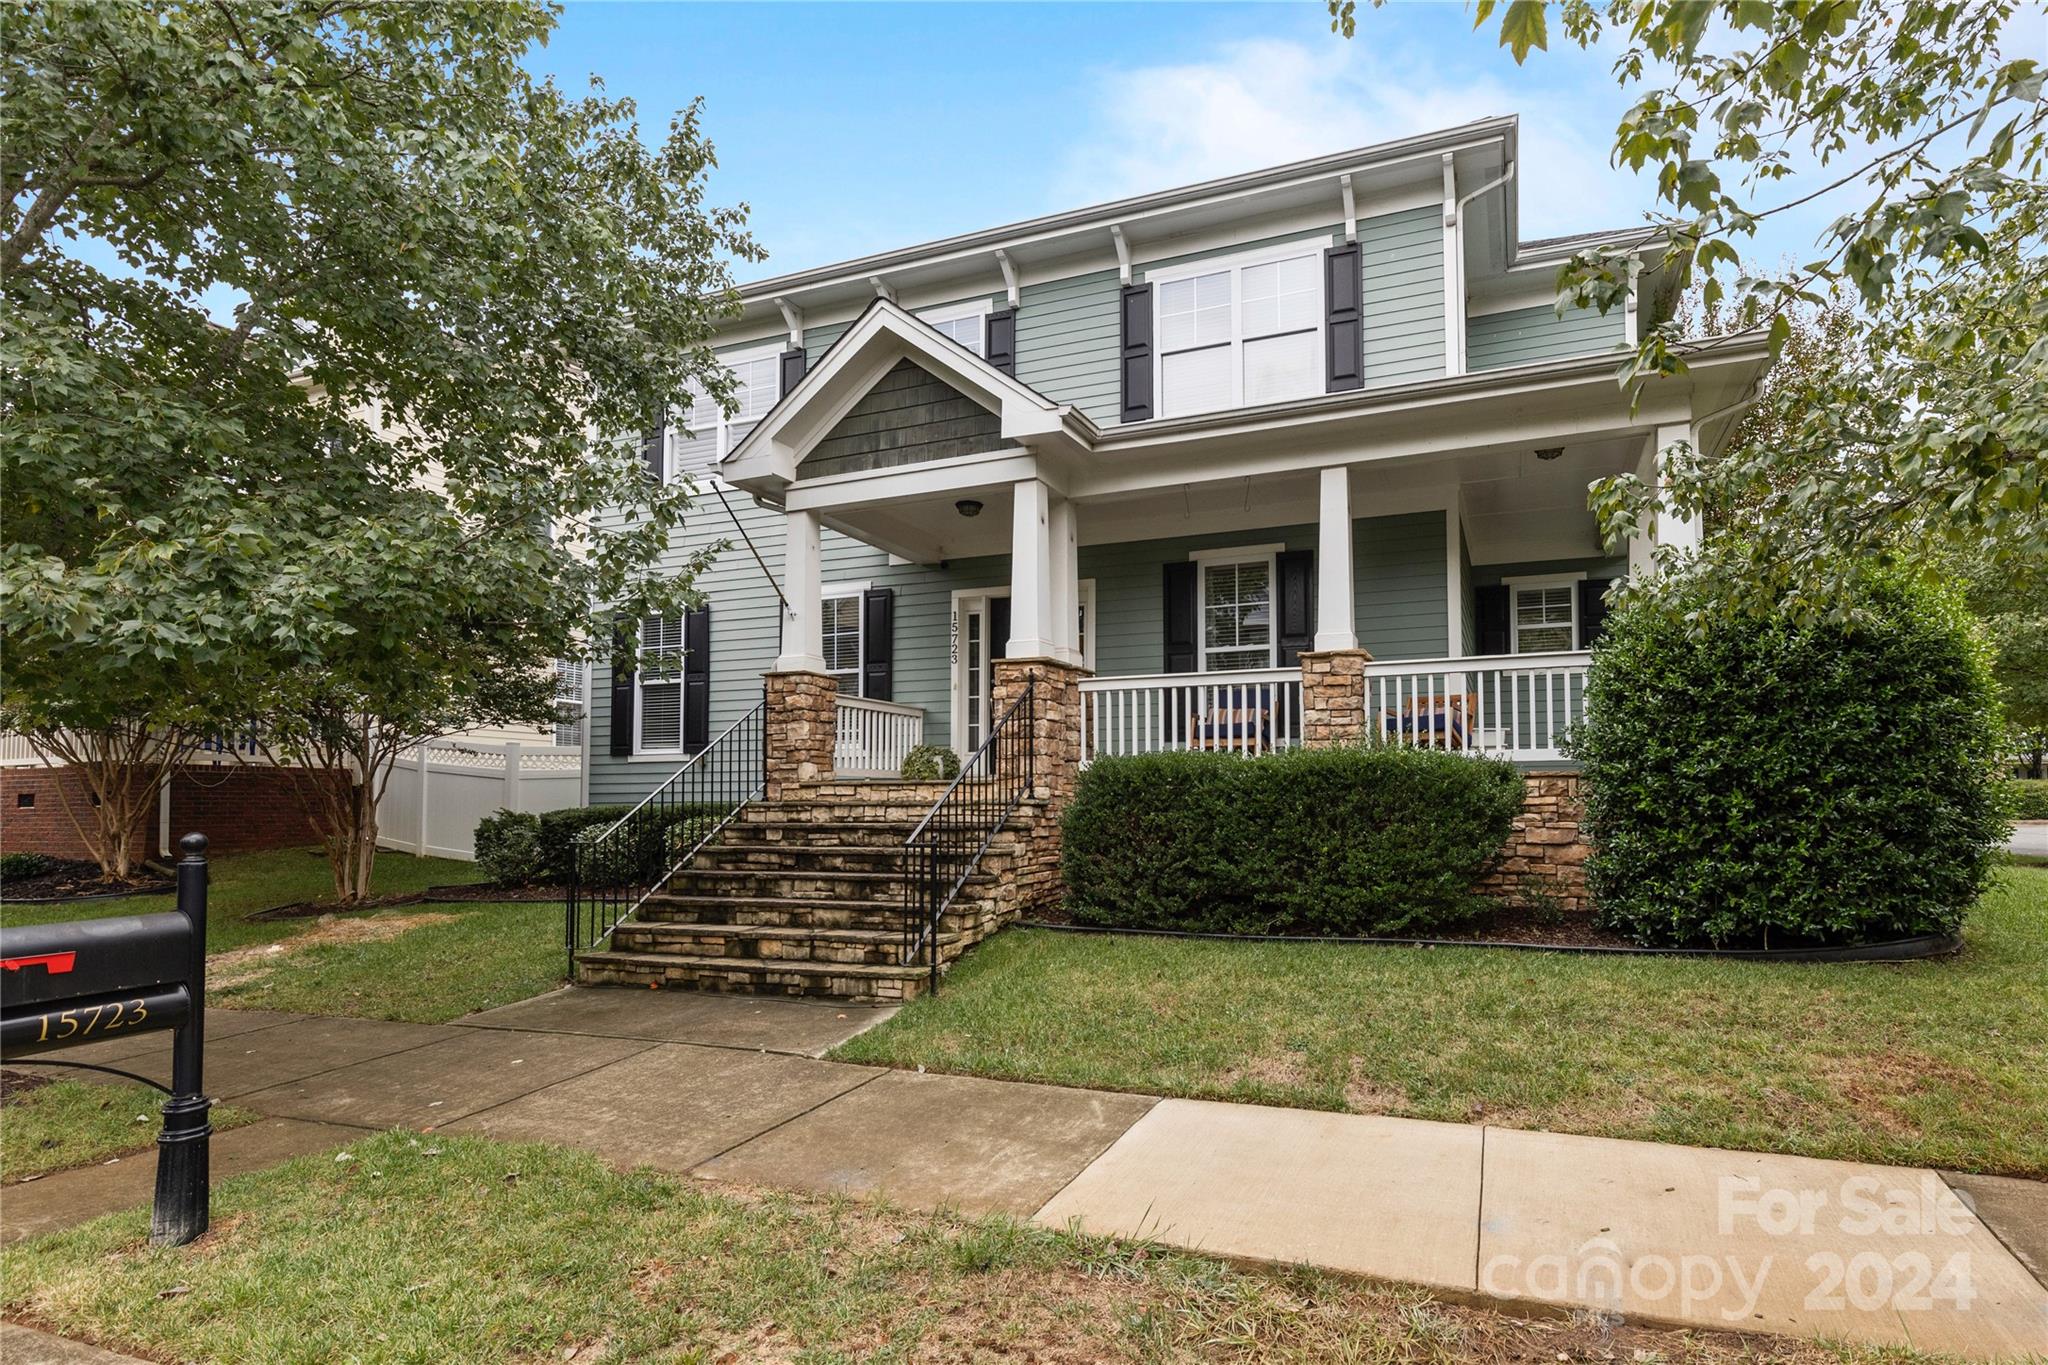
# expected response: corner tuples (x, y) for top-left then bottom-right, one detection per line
(523, 0), (1870, 286)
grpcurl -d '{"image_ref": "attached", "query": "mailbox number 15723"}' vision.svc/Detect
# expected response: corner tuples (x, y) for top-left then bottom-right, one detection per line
(36, 998), (149, 1043)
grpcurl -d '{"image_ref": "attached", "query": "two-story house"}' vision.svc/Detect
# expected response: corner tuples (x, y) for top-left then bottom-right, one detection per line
(568, 115), (1771, 1001)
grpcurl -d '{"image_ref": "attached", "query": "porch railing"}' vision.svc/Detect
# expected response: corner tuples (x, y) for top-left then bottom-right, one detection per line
(901, 674), (1034, 994)
(1365, 651), (1591, 762)
(1080, 667), (1302, 764)
(566, 694), (765, 967)
(834, 696), (924, 778)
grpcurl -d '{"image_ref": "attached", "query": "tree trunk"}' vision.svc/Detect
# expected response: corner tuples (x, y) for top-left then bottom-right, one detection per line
(35, 725), (178, 880)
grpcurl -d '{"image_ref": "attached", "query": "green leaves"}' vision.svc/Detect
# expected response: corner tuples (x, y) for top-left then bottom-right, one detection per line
(1475, 0), (1550, 63)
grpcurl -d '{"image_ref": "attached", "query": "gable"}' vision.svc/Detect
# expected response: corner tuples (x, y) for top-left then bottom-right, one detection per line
(797, 358), (1003, 480)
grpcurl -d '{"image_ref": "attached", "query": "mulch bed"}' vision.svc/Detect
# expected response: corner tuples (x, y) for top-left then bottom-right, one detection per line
(1023, 900), (1632, 948)
(0, 858), (172, 903)
(245, 883), (561, 921)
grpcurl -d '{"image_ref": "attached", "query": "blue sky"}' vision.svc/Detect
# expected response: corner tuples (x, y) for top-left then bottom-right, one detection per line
(527, 0), (1839, 283)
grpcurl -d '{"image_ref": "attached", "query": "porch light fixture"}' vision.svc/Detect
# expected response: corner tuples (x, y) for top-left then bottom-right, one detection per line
(955, 498), (983, 518)
(1534, 446), (1564, 461)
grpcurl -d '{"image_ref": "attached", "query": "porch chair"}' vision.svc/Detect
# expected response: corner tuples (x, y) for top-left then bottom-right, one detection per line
(1189, 686), (1273, 753)
(1380, 693), (1477, 750)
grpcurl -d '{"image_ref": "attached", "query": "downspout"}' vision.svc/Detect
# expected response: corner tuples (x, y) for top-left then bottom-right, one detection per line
(1443, 160), (1515, 377)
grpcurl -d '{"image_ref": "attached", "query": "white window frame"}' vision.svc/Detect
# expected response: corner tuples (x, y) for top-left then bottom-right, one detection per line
(917, 299), (992, 357)
(1189, 543), (1283, 672)
(632, 614), (687, 756)
(820, 580), (870, 699)
(1146, 241), (1327, 419)
(1503, 572), (1584, 655)
(680, 342), (784, 468)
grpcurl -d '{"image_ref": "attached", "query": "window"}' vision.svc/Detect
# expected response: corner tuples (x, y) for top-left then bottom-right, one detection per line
(822, 593), (863, 697)
(552, 659), (585, 747)
(1154, 246), (1323, 418)
(918, 301), (988, 357)
(1509, 579), (1579, 654)
(682, 348), (781, 462)
(636, 615), (685, 752)
(1198, 554), (1275, 671)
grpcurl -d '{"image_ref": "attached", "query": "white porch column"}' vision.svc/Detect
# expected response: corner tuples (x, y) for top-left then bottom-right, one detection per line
(1008, 478), (1059, 659)
(774, 508), (827, 672)
(1629, 423), (1701, 574)
(1314, 466), (1359, 652)
(1048, 494), (1080, 666)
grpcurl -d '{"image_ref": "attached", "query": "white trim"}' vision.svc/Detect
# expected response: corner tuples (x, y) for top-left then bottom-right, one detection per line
(1148, 239), (1328, 421)
(686, 341), (785, 465)
(1504, 573), (1583, 655)
(917, 297), (993, 358)
(819, 588), (864, 699)
(1141, 236), (1332, 288)
(1189, 542), (1286, 563)
(1444, 505), (1465, 658)
(819, 579), (872, 597)
(948, 580), (1096, 756)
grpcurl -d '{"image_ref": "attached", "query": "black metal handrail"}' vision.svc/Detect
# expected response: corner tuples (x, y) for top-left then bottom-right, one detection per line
(901, 674), (1035, 993)
(566, 693), (765, 967)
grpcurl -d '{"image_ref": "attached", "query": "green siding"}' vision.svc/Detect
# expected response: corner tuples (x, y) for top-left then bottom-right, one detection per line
(1359, 206), (1446, 388)
(803, 321), (850, 366)
(1081, 525), (1319, 678)
(1014, 268), (1120, 426)
(1355, 511), (1448, 659)
(1467, 301), (1626, 371)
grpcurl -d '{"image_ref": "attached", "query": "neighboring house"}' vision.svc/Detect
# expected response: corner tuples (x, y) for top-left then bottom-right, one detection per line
(570, 116), (1771, 1000)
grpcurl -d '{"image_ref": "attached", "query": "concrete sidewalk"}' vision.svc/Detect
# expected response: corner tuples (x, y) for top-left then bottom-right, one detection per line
(6, 987), (2044, 1358)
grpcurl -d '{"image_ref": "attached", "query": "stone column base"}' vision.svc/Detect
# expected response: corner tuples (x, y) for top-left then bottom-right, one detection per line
(990, 656), (1088, 913)
(763, 670), (838, 799)
(1479, 770), (1590, 913)
(1299, 648), (1373, 748)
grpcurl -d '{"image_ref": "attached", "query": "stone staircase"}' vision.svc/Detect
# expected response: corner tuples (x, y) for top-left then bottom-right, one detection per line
(573, 782), (1045, 1002)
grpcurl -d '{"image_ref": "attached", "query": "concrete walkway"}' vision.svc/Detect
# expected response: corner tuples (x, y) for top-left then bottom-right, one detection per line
(6, 988), (2045, 1358)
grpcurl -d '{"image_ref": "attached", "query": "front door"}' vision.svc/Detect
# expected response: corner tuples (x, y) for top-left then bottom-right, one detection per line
(952, 592), (1009, 757)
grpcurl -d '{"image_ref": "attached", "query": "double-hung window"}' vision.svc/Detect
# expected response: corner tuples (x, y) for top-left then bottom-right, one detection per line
(821, 591), (863, 697)
(681, 346), (781, 464)
(551, 659), (585, 747)
(918, 300), (989, 357)
(635, 615), (686, 752)
(1195, 549), (1277, 671)
(1507, 576), (1580, 654)
(1153, 245), (1323, 418)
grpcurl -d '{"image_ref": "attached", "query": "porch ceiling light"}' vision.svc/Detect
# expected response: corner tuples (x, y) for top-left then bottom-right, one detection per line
(955, 498), (984, 518)
(1535, 446), (1564, 461)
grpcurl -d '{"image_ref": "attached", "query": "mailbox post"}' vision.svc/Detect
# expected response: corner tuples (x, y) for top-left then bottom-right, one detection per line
(152, 833), (211, 1245)
(0, 831), (212, 1246)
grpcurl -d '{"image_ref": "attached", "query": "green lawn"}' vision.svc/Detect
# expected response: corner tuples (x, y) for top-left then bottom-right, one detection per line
(836, 866), (2048, 1178)
(2, 848), (564, 1024)
(1, 1081), (257, 1184)
(0, 1131), (1880, 1365)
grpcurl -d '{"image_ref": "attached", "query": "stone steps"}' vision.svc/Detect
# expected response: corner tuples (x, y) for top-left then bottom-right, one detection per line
(574, 949), (931, 1002)
(608, 920), (955, 967)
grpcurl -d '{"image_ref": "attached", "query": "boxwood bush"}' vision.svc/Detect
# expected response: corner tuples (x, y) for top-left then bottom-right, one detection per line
(537, 802), (729, 885)
(899, 744), (962, 782)
(1061, 746), (1524, 936)
(2006, 778), (2048, 821)
(1571, 572), (2007, 948)
(473, 810), (544, 885)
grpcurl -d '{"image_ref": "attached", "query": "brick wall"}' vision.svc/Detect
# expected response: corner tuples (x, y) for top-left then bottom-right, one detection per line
(1478, 770), (1591, 913)
(2, 763), (333, 862)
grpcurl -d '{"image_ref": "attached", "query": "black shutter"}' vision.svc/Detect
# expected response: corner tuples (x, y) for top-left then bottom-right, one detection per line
(1163, 562), (1198, 673)
(608, 617), (637, 756)
(986, 308), (1017, 376)
(861, 588), (894, 700)
(1275, 550), (1316, 666)
(1475, 585), (1510, 656)
(1578, 578), (1614, 650)
(778, 346), (807, 398)
(640, 417), (665, 482)
(1324, 243), (1363, 392)
(990, 595), (1012, 662)
(681, 606), (711, 754)
(1119, 283), (1153, 423)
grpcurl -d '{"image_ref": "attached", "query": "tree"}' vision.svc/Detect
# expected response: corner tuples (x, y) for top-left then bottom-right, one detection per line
(1336, 0), (2045, 619)
(1959, 555), (2048, 779)
(3, 2), (756, 889)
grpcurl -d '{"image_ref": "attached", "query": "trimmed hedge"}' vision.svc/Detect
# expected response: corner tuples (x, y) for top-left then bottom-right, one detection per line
(537, 802), (728, 885)
(1061, 746), (1525, 936)
(2007, 779), (2048, 822)
(474, 810), (544, 885)
(1571, 572), (2006, 948)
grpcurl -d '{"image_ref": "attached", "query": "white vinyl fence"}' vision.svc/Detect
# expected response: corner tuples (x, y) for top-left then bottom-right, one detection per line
(378, 740), (583, 861)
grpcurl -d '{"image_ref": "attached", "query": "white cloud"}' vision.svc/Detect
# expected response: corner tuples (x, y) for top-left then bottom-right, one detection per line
(1049, 37), (1654, 241)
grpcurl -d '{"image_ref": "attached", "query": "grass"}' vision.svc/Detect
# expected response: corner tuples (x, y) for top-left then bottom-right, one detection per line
(0, 1130), (1906, 1365)
(836, 866), (2048, 1179)
(1, 848), (564, 1025)
(1, 1081), (258, 1185)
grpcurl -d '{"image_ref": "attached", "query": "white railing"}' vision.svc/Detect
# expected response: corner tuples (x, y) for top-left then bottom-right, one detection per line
(834, 696), (925, 778)
(1365, 651), (1591, 762)
(1081, 667), (1304, 764)
(379, 740), (584, 861)
(0, 732), (54, 767)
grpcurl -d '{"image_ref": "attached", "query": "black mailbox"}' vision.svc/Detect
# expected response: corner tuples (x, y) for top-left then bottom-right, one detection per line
(0, 833), (213, 1245)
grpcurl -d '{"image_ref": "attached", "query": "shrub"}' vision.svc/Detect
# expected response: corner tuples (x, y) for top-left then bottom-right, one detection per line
(1571, 571), (2007, 948)
(473, 810), (543, 886)
(2005, 779), (2048, 821)
(900, 744), (962, 782)
(537, 805), (635, 883)
(1061, 745), (1525, 936)
(537, 802), (728, 885)
(0, 851), (57, 882)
